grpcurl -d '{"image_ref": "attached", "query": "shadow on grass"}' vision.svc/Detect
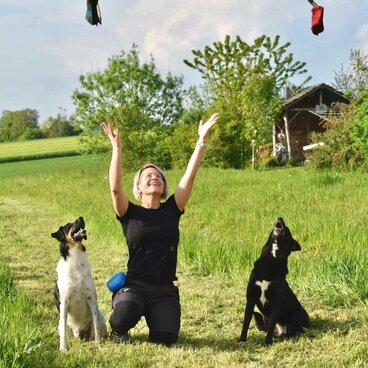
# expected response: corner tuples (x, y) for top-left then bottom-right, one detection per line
(45, 317), (360, 354)
(179, 333), (265, 353)
(306, 314), (361, 338)
(127, 331), (265, 353)
(127, 314), (361, 353)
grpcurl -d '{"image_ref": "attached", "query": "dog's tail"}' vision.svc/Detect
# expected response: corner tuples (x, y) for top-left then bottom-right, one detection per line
(253, 312), (267, 332)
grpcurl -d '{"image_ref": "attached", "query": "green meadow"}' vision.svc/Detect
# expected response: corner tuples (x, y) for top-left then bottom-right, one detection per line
(0, 136), (81, 163)
(1, 154), (368, 367)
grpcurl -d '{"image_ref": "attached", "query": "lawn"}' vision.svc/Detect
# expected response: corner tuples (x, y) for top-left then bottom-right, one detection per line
(0, 136), (81, 163)
(0, 155), (367, 367)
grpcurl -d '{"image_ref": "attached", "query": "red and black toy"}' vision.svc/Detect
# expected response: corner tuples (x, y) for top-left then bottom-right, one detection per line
(308, 0), (324, 35)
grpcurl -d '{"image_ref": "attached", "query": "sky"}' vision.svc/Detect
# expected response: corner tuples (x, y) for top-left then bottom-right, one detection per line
(1, 0), (368, 124)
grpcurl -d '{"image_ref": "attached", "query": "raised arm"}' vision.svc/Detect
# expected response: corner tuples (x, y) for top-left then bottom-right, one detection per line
(100, 123), (129, 218)
(174, 113), (220, 211)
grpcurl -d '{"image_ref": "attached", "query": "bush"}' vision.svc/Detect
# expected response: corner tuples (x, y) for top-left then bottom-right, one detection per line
(350, 90), (368, 159)
(18, 128), (46, 141)
(310, 102), (362, 170)
(167, 122), (198, 169)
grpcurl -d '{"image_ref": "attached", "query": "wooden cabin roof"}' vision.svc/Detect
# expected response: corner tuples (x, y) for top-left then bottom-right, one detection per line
(283, 83), (349, 110)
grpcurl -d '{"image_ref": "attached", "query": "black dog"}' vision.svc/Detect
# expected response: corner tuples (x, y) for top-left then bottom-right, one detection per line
(239, 217), (309, 345)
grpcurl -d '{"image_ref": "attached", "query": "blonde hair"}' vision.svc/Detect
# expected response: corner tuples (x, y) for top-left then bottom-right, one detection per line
(133, 164), (169, 201)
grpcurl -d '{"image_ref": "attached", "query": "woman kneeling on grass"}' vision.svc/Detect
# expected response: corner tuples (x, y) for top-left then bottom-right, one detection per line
(100, 112), (220, 346)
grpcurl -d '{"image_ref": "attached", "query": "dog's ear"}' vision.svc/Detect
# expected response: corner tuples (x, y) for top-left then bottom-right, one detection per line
(284, 225), (301, 252)
(51, 228), (65, 242)
(291, 238), (301, 251)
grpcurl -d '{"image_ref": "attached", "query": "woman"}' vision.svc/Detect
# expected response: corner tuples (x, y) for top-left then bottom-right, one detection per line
(100, 112), (219, 346)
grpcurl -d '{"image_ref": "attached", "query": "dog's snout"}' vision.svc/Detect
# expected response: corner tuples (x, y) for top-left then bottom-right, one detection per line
(274, 217), (285, 229)
(275, 217), (284, 226)
(76, 217), (85, 229)
(273, 217), (285, 237)
(68, 217), (87, 241)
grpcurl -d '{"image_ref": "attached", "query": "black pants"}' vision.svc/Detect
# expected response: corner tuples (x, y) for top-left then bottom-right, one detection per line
(109, 279), (181, 346)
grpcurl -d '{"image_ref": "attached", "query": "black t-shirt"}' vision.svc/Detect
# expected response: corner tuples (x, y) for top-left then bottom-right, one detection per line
(116, 194), (184, 285)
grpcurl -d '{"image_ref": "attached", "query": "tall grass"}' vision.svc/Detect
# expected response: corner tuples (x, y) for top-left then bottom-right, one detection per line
(0, 261), (53, 368)
(308, 250), (368, 307)
(1, 156), (368, 367)
(1, 159), (368, 306)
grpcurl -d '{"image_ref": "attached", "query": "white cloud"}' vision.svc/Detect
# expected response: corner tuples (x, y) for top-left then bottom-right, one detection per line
(45, 42), (110, 76)
(111, 0), (298, 76)
(2, 0), (368, 122)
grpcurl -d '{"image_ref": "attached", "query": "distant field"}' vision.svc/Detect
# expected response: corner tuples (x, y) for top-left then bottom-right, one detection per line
(0, 136), (81, 162)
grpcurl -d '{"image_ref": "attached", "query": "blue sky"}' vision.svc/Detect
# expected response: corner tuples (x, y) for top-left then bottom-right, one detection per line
(1, 0), (368, 124)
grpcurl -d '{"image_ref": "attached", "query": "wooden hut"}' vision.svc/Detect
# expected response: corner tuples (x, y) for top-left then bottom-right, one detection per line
(273, 83), (349, 161)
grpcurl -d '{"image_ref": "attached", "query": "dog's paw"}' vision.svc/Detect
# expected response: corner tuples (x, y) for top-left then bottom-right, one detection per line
(263, 339), (273, 346)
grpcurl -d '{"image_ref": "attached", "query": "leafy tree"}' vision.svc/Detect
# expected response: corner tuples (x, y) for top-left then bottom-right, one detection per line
(310, 92), (368, 171)
(72, 45), (184, 169)
(180, 86), (212, 126)
(166, 86), (215, 169)
(43, 109), (79, 137)
(308, 50), (368, 171)
(0, 109), (39, 141)
(310, 103), (359, 169)
(18, 127), (46, 140)
(349, 90), (368, 161)
(184, 35), (310, 168)
(168, 119), (200, 169)
(333, 49), (368, 99)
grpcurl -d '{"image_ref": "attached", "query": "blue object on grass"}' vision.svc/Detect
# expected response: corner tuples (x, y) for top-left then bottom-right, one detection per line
(107, 272), (126, 292)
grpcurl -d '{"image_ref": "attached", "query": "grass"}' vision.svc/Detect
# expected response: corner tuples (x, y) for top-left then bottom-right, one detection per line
(0, 156), (368, 367)
(0, 261), (53, 368)
(0, 136), (81, 163)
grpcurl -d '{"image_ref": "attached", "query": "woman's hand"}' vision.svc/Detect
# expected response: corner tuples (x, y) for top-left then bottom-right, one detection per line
(198, 112), (220, 141)
(100, 122), (128, 217)
(100, 122), (121, 149)
(175, 112), (220, 211)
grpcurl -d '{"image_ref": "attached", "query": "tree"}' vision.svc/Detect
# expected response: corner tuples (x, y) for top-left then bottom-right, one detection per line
(72, 45), (184, 169)
(0, 109), (39, 141)
(333, 49), (368, 99)
(310, 91), (368, 170)
(310, 103), (359, 169)
(166, 86), (215, 169)
(184, 35), (310, 168)
(18, 127), (46, 140)
(43, 109), (80, 137)
(349, 90), (368, 162)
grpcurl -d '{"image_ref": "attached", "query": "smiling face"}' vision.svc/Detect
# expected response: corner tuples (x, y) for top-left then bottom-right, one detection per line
(133, 164), (169, 201)
(138, 167), (165, 198)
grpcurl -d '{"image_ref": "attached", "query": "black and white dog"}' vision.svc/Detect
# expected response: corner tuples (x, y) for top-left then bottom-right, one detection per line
(51, 217), (107, 351)
(239, 217), (309, 345)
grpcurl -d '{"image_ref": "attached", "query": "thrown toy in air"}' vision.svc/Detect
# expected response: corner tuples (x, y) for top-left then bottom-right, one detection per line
(86, 0), (102, 26)
(308, 0), (324, 35)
